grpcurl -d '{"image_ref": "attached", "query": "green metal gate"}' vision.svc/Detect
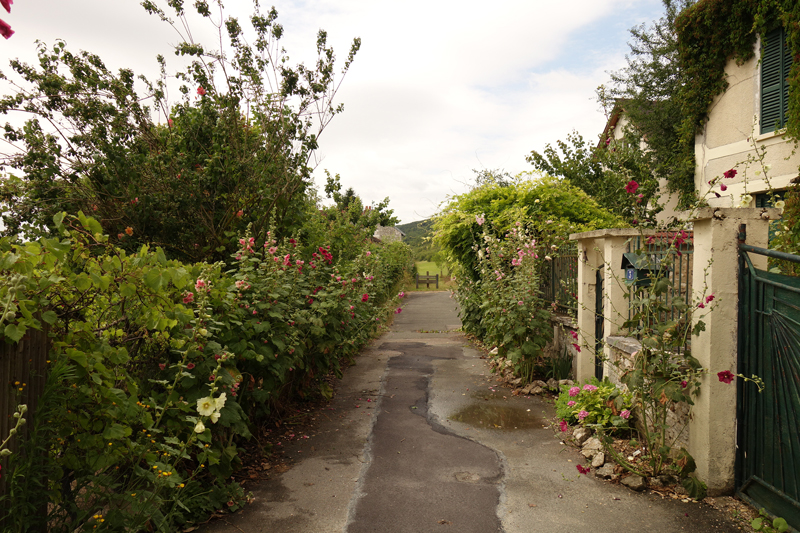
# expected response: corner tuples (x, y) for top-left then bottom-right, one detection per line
(737, 225), (800, 530)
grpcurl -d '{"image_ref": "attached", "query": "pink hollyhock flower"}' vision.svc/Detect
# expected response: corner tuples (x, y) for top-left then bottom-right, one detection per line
(168, 119), (174, 128)
(723, 168), (737, 179)
(577, 464), (590, 475)
(398, 291), (405, 298)
(717, 370), (735, 384)
(559, 420), (568, 432)
(0, 19), (13, 39)
(568, 386), (580, 397)
(361, 294), (369, 302)
(570, 330), (578, 340)
(186, 363), (195, 370)
(159, 363), (166, 370)
(572, 343), (581, 352)
(182, 292), (194, 304)
(567, 401), (576, 407)
(197, 86), (206, 96)
(705, 294), (715, 304)
(195, 279), (207, 291)
(366, 251), (371, 256)
(698, 302), (705, 309)
(268, 247), (277, 254)
(236, 210), (243, 217)
(283, 254), (291, 266)
(395, 308), (402, 314)
(578, 410), (589, 420)
(681, 380), (687, 388)
(720, 183), (727, 192)
(518, 300), (524, 305)
(625, 180), (639, 194)
(620, 410), (630, 419)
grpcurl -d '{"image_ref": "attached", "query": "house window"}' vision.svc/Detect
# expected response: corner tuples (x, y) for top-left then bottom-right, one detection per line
(760, 27), (792, 134)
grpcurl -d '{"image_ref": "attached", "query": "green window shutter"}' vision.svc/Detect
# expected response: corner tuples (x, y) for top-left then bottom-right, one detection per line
(761, 27), (791, 134)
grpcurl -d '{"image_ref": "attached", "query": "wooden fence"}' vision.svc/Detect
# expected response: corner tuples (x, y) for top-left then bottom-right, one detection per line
(0, 327), (49, 505)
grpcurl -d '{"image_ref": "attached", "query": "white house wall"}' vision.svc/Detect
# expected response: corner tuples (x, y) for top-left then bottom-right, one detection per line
(695, 39), (799, 206)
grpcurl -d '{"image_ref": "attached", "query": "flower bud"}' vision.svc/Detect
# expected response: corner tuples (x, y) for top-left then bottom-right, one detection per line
(0, 449), (12, 456)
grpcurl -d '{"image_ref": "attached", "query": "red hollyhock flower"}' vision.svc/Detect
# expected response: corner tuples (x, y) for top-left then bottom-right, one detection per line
(361, 294), (369, 302)
(625, 180), (639, 194)
(723, 169), (737, 179)
(197, 86), (206, 96)
(576, 464), (590, 475)
(0, 0), (12, 13)
(717, 370), (735, 384)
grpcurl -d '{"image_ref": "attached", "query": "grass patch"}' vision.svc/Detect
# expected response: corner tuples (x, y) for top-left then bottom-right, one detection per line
(403, 262), (456, 292)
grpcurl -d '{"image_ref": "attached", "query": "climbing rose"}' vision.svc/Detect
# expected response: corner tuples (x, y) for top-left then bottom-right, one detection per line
(717, 370), (735, 384)
(625, 180), (639, 194)
(568, 386), (580, 397)
(723, 168), (737, 179)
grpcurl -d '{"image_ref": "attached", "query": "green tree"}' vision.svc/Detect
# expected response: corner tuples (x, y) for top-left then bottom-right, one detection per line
(0, 0), (360, 262)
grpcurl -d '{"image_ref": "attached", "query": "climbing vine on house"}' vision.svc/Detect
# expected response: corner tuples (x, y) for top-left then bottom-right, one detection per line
(673, 0), (800, 205)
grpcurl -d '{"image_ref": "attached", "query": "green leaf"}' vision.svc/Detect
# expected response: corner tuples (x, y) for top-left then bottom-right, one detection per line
(41, 310), (58, 324)
(103, 423), (132, 440)
(751, 518), (763, 531)
(773, 517), (789, 532)
(3, 323), (25, 342)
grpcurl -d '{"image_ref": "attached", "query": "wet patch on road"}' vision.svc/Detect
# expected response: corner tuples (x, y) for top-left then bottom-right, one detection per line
(449, 403), (543, 431)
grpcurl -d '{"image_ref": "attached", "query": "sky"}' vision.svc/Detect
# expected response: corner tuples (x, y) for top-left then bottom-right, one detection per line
(0, 0), (666, 224)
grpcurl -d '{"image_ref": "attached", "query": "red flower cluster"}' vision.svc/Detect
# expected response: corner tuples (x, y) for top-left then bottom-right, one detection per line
(314, 246), (333, 265)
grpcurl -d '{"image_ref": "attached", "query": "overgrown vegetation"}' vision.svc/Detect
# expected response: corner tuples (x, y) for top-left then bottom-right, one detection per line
(0, 1), (412, 530)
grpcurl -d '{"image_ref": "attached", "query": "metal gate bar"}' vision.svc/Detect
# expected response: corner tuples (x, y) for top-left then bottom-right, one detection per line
(737, 225), (800, 530)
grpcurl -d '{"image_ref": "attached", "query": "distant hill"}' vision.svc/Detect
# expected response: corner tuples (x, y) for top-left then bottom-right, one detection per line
(397, 219), (440, 261)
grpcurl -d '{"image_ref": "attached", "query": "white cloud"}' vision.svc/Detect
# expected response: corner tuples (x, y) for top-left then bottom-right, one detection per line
(2, 0), (665, 223)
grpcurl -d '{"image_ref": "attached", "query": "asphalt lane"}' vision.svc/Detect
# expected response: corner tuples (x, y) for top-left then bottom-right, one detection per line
(199, 291), (744, 533)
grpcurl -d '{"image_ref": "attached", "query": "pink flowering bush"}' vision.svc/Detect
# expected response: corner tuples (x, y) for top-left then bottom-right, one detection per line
(555, 378), (632, 428)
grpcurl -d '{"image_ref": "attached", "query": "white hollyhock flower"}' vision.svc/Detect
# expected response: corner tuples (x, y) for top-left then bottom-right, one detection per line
(197, 396), (215, 417)
(194, 420), (206, 433)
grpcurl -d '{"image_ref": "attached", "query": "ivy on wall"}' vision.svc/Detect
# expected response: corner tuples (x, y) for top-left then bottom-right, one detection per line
(672, 0), (800, 205)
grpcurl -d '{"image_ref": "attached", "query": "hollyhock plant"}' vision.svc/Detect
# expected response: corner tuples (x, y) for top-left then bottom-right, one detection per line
(625, 180), (639, 194)
(723, 168), (737, 179)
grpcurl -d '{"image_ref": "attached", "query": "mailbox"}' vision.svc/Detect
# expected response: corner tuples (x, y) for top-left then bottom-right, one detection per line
(621, 252), (664, 287)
